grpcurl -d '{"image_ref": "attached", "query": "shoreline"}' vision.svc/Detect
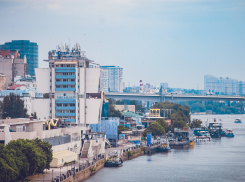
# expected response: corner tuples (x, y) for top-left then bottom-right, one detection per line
(62, 147), (145, 182)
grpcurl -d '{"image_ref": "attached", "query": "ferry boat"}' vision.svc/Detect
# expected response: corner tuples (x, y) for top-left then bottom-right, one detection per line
(208, 123), (223, 138)
(225, 129), (234, 137)
(104, 150), (123, 167)
(234, 118), (242, 123)
(157, 142), (171, 152)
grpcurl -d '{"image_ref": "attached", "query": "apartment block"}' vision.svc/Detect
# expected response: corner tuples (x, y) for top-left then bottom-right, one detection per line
(204, 75), (245, 95)
(100, 65), (123, 92)
(0, 50), (28, 86)
(36, 44), (104, 126)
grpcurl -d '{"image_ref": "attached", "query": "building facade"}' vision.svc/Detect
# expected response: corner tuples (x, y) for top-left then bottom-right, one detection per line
(100, 65), (123, 92)
(0, 40), (38, 76)
(0, 50), (28, 86)
(0, 73), (6, 90)
(35, 44), (104, 126)
(204, 75), (245, 95)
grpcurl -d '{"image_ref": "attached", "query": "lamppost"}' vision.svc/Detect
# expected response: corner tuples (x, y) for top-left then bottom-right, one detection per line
(52, 169), (54, 182)
(43, 172), (44, 182)
(60, 166), (61, 179)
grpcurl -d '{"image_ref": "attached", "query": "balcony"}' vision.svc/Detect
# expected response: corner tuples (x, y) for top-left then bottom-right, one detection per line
(55, 75), (75, 79)
(55, 81), (75, 85)
(64, 119), (76, 122)
(55, 88), (75, 91)
(55, 67), (75, 73)
(55, 113), (76, 117)
(55, 99), (76, 104)
(56, 106), (76, 110)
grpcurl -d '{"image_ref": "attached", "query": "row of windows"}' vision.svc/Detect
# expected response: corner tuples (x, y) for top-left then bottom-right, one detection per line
(56, 103), (75, 107)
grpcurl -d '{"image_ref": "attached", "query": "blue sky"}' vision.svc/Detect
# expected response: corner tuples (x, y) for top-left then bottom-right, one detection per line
(0, 0), (245, 89)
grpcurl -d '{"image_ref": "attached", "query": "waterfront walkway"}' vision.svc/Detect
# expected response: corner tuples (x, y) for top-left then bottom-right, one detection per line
(32, 143), (141, 182)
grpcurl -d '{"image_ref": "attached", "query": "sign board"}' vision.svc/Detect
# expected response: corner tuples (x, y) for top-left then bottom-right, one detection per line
(119, 134), (125, 140)
(147, 133), (152, 145)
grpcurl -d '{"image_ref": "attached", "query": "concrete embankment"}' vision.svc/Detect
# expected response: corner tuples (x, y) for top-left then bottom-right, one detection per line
(63, 147), (144, 182)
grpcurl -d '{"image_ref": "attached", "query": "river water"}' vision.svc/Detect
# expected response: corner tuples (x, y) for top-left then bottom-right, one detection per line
(85, 114), (245, 182)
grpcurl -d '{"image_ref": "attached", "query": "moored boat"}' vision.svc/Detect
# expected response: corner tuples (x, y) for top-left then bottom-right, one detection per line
(234, 118), (242, 123)
(104, 150), (123, 167)
(225, 129), (234, 137)
(157, 142), (171, 152)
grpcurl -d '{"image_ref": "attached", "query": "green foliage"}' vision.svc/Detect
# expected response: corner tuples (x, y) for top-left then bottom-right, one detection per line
(34, 138), (53, 169)
(1, 93), (28, 119)
(143, 122), (165, 137)
(153, 101), (190, 122)
(140, 147), (145, 151)
(126, 151), (133, 159)
(130, 100), (145, 113)
(189, 119), (202, 128)
(0, 138), (53, 181)
(108, 104), (122, 118)
(181, 101), (245, 114)
(171, 120), (186, 130)
(118, 125), (130, 134)
(156, 118), (168, 132)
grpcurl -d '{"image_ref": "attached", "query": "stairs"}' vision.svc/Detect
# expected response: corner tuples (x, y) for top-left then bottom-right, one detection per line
(81, 142), (90, 158)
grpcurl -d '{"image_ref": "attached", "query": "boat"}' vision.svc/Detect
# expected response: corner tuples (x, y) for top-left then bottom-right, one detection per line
(208, 123), (222, 138)
(234, 118), (242, 123)
(225, 129), (234, 137)
(189, 140), (195, 147)
(104, 150), (123, 167)
(169, 140), (189, 149)
(157, 142), (171, 152)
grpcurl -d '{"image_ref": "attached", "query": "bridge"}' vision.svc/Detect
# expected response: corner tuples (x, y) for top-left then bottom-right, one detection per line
(105, 93), (245, 102)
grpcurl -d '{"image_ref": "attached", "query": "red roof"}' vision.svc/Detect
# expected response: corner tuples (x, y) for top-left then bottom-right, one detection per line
(7, 85), (25, 90)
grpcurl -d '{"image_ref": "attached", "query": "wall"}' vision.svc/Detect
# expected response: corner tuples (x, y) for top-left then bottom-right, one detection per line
(31, 98), (50, 120)
(35, 68), (50, 93)
(86, 99), (102, 124)
(86, 68), (100, 93)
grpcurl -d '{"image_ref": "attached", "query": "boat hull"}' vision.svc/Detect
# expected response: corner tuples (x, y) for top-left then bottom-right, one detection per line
(225, 133), (234, 137)
(104, 161), (123, 167)
(157, 147), (171, 152)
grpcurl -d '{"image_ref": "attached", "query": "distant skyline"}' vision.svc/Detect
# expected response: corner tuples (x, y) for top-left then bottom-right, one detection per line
(0, 0), (244, 89)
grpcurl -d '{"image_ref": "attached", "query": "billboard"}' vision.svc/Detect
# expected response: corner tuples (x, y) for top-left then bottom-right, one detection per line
(147, 133), (152, 145)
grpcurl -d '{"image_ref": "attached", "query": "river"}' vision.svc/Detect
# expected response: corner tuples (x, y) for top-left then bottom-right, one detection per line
(85, 114), (245, 182)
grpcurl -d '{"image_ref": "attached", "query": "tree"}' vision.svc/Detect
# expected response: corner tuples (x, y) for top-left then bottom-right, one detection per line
(156, 118), (168, 132)
(108, 104), (122, 118)
(126, 151), (133, 160)
(1, 93), (28, 119)
(34, 138), (53, 170)
(143, 122), (165, 137)
(189, 119), (202, 128)
(171, 120), (186, 130)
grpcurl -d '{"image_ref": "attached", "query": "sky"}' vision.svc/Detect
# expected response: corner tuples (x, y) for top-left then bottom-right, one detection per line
(0, 0), (245, 89)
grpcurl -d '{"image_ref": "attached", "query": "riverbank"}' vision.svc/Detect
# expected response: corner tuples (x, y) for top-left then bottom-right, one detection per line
(62, 147), (144, 182)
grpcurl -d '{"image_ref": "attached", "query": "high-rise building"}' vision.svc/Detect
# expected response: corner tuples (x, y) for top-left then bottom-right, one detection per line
(35, 44), (104, 125)
(160, 82), (168, 89)
(0, 40), (38, 76)
(100, 65), (123, 92)
(204, 75), (242, 95)
(0, 50), (28, 86)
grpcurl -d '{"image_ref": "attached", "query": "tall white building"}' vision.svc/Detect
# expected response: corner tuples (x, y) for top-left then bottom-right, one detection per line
(35, 44), (104, 126)
(100, 65), (123, 93)
(204, 75), (245, 95)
